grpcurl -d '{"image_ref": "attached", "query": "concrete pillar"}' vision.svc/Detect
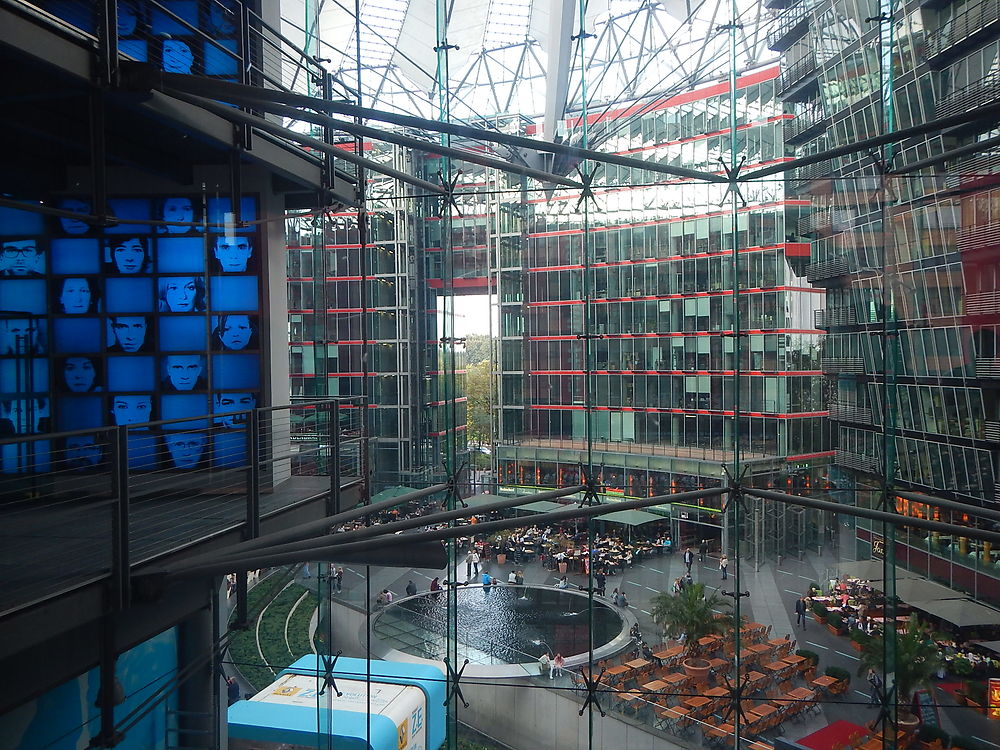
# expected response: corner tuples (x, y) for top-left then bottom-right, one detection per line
(177, 602), (216, 749)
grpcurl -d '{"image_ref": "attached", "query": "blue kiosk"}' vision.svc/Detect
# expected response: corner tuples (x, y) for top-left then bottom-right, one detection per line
(228, 656), (446, 750)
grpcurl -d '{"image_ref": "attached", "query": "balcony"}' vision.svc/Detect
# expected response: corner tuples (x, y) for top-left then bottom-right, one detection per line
(815, 307), (858, 328)
(806, 256), (853, 281)
(835, 450), (881, 474)
(985, 421), (1000, 441)
(976, 358), (1000, 377)
(821, 357), (866, 373)
(956, 221), (1000, 253)
(794, 158), (836, 182)
(778, 54), (819, 99)
(828, 401), (873, 424)
(767, 5), (811, 51)
(965, 290), (1000, 315)
(925, 0), (1000, 65)
(784, 102), (829, 143)
(944, 148), (1000, 190)
(937, 70), (1000, 120)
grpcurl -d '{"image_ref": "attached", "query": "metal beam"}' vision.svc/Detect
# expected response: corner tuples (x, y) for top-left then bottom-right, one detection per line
(542, 0), (576, 146)
(145, 72), (730, 183)
(161, 89), (445, 198)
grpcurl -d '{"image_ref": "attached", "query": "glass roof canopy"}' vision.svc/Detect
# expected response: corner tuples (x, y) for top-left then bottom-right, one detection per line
(280, 0), (778, 138)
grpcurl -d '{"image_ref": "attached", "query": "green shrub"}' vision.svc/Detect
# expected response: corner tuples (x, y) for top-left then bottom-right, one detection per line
(951, 656), (973, 676)
(796, 649), (819, 666)
(286, 590), (318, 658)
(826, 612), (843, 630)
(811, 601), (828, 618)
(966, 680), (987, 706)
(824, 666), (851, 683)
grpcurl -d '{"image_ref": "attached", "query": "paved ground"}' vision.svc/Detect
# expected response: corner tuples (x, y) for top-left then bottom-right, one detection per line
(317, 525), (1000, 748)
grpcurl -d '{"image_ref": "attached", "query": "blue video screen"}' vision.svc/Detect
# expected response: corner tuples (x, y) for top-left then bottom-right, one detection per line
(0, 192), (260, 473)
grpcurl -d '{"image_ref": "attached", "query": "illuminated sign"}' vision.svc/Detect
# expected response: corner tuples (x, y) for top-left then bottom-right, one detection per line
(989, 678), (1000, 720)
(871, 535), (885, 560)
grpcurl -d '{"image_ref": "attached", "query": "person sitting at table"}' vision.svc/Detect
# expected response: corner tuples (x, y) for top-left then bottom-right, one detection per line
(557, 575), (569, 589)
(553, 653), (565, 679)
(538, 652), (551, 677)
(618, 589), (629, 608)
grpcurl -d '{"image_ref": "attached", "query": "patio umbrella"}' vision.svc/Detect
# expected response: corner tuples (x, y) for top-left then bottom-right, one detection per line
(907, 598), (1000, 628)
(889, 577), (965, 603)
(600, 509), (666, 526)
(836, 559), (921, 582)
(517, 500), (567, 514)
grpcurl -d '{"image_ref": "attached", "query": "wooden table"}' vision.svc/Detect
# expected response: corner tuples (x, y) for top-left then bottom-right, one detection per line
(683, 695), (712, 713)
(619, 689), (645, 703)
(782, 654), (807, 669)
(749, 703), (778, 721)
(811, 674), (838, 691)
(747, 742), (773, 750)
(641, 679), (668, 693)
(768, 637), (790, 649)
(763, 660), (787, 674)
(654, 646), (684, 660)
(663, 672), (688, 687)
(699, 635), (722, 649)
(788, 687), (816, 701)
(705, 686), (729, 698)
(626, 658), (650, 670)
(706, 722), (735, 739)
(606, 664), (631, 683)
(749, 643), (772, 657)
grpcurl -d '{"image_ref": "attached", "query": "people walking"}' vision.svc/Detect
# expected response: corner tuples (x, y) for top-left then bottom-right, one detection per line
(867, 668), (883, 705)
(794, 596), (808, 630)
(334, 567), (343, 593)
(595, 570), (606, 596)
(719, 554), (729, 580)
(405, 580), (417, 596)
(683, 547), (694, 573)
(698, 539), (708, 562)
(465, 550), (473, 580)
(472, 550), (481, 576)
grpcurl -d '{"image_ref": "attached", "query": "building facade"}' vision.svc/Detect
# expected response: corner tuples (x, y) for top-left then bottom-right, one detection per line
(773, 0), (1000, 600)
(495, 68), (832, 556)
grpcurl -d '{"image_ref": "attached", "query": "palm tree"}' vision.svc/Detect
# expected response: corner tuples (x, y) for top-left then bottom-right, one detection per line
(856, 617), (941, 721)
(650, 582), (732, 667)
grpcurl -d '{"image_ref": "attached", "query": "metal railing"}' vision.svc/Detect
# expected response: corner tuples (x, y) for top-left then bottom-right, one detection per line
(937, 70), (1000, 119)
(766, 3), (812, 51)
(783, 101), (828, 142)
(926, 0), (1000, 60)
(778, 53), (817, 93)
(0, 397), (364, 618)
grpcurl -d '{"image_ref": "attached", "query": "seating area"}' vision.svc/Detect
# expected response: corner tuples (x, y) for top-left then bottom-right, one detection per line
(572, 622), (823, 746)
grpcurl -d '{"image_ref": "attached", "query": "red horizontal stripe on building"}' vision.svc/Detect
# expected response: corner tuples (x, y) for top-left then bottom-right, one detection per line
(531, 370), (824, 376)
(527, 405), (828, 418)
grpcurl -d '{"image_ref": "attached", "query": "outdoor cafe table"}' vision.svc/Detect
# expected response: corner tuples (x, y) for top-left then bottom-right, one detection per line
(811, 675), (838, 692)
(657, 705), (691, 731)
(763, 660), (787, 676)
(744, 670), (768, 690)
(706, 722), (735, 740)
(768, 638), (789, 650)
(705, 686), (729, 699)
(626, 658), (651, 670)
(788, 687), (816, 701)
(683, 696), (712, 714)
(782, 654), (807, 670)
(748, 643), (772, 658)
(699, 635), (722, 649)
(655, 646), (684, 661)
(749, 704), (778, 721)
(663, 672), (688, 688)
(642, 679), (669, 693)
(606, 665), (631, 682)
(747, 742), (773, 750)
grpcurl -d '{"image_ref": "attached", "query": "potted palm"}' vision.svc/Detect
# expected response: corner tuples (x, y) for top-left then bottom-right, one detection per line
(856, 617), (942, 733)
(650, 582), (732, 684)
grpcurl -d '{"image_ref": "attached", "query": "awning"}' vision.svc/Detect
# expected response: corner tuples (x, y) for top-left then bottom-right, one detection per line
(836, 560), (922, 582)
(600, 509), (667, 526)
(890, 577), (966, 603)
(907, 598), (1000, 628)
(461, 493), (503, 509)
(369, 485), (423, 503)
(518, 500), (567, 514)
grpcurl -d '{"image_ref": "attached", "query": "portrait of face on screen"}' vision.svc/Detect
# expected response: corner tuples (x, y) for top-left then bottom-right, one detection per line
(59, 357), (102, 393)
(161, 39), (195, 74)
(162, 354), (206, 392)
(0, 317), (46, 356)
(56, 277), (99, 314)
(158, 277), (205, 313)
(56, 198), (92, 235)
(213, 392), (256, 428)
(107, 237), (150, 274)
(163, 431), (207, 469)
(107, 316), (151, 353)
(211, 314), (256, 351)
(207, 0), (237, 35)
(212, 235), (253, 273)
(110, 394), (152, 426)
(64, 435), (102, 469)
(158, 197), (198, 234)
(1, 239), (44, 277)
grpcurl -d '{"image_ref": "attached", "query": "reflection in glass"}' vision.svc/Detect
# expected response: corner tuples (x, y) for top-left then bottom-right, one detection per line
(0, 398), (50, 434)
(0, 317), (45, 355)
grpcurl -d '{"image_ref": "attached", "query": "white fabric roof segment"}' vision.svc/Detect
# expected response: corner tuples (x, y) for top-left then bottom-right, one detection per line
(530, 0), (608, 51)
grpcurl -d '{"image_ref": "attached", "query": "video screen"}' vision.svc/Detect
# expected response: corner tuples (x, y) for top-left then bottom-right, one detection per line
(0, 193), (261, 473)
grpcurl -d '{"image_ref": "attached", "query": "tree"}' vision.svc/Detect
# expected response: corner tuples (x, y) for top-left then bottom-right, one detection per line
(465, 359), (492, 454)
(856, 617), (941, 713)
(464, 333), (492, 366)
(649, 582), (732, 664)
